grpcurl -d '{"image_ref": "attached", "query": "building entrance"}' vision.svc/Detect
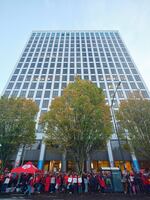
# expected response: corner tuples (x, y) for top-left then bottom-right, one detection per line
(114, 161), (132, 171)
(91, 160), (109, 171)
(44, 160), (61, 172)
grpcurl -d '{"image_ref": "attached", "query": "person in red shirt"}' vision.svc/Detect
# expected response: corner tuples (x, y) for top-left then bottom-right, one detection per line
(45, 174), (51, 192)
(142, 169), (150, 194)
(63, 173), (68, 193)
(97, 173), (106, 193)
(0, 174), (5, 192)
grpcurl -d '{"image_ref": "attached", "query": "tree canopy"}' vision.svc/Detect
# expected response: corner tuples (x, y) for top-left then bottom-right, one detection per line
(117, 92), (150, 160)
(0, 97), (39, 171)
(41, 78), (112, 172)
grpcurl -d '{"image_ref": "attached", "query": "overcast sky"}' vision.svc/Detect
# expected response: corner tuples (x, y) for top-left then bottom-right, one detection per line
(0, 0), (150, 93)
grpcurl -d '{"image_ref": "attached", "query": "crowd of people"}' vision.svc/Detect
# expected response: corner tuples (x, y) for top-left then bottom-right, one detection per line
(0, 168), (150, 195)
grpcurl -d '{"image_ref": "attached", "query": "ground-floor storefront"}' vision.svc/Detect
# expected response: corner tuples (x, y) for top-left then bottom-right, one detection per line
(10, 139), (150, 172)
(42, 160), (133, 172)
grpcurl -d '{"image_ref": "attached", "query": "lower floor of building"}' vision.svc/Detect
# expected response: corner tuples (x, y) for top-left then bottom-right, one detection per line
(12, 140), (150, 172)
(10, 158), (150, 172)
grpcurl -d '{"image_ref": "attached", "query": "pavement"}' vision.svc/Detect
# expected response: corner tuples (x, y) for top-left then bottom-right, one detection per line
(0, 193), (150, 200)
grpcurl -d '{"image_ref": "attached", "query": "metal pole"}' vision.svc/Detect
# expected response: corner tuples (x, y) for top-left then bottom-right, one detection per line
(110, 81), (126, 170)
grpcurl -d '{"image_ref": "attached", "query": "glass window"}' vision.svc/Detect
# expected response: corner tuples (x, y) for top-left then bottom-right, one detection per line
(32, 76), (39, 81)
(23, 82), (29, 89)
(134, 75), (141, 81)
(54, 83), (59, 89)
(111, 69), (117, 74)
(30, 82), (37, 89)
(90, 69), (95, 74)
(35, 100), (41, 107)
(84, 69), (88, 74)
(37, 63), (42, 68)
(131, 68), (138, 74)
(55, 76), (60, 81)
(98, 75), (104, 81)
(25, 75), (32, 81)
(104, 69), (109, 74)
(42, 100), (49, 108)
(42, 69), (47, 74)
(84, 75), (89, 80)
(77, 69), (81, 74)
(99, 82), (105, 89)
(10, 76), (17, 81)
(49, 69), (54, 74)
(130, 82), (137, 89)
(83, 63), (88, 68)
(124, 69), (130, 74)
(52, 90), (58, 97)
(62, 75), (67, 81)
(63, 69), (67, 74)
(112, 75), (119, 81)
(91, 76), (96, 81)
(69, 76), (74, 81)
(38, 82), (44, 89)
(49, 63), (55, 68)
(35, 69), (41, 74)
(137, 82), (145, 89)
(19, 91), (26, 97)
(63, 63), (68, 68)
(106, 75), (111, 81)
(3, 90), (11, 97)
(141, 90), (149, 98)
(61, 82), (67, 89)
(46, 83), (51, 89)
(117, 68), (124, 74)
(77, 63), (81, 68)
(28, 69), (34, 74)
(120, 75), (126, 81)
(70, 69), (74, 74)
(44, 90), (51, 98)
(56, 69), (61, 74)
(57, 63), (61, 68)
(127, 75), (134, 81)
(15, 83), (21, 89)
(7, 82), (14, 89)
(107, 82), (113, 89)
(17, 63), (22, 68)
(12, 90), (18, 97)
(36, 91), (42, 98)
(117, 90), (124, 98)
(122, 82), (129, 89)
(97, 69), (102, 74)
(28, 90), (34, 98)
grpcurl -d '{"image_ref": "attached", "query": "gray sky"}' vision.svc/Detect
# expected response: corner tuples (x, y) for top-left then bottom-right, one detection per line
(0, 0), (150, 93)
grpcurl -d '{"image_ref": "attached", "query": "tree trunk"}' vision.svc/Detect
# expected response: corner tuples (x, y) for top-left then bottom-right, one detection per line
(76, 159), (84, 174)
(86, 153), (91, 172)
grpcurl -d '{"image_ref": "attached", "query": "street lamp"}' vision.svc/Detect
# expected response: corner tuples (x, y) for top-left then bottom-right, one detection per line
(110, 81), (126, 170)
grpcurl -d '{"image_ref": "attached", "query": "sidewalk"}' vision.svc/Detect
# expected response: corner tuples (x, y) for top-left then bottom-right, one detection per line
(0, 193), (150, 200)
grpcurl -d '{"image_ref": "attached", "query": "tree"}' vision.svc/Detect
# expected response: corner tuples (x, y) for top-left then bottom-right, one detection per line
(117, 91), (150, 160)
(41, 78), (112, 173)
(0, 97), (39, 172)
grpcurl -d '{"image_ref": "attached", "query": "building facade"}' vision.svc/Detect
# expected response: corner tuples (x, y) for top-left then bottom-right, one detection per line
(2, 31), (150, 171)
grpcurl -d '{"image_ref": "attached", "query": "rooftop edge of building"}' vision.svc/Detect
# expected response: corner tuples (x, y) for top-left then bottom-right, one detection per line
(31, 30), (119, 33)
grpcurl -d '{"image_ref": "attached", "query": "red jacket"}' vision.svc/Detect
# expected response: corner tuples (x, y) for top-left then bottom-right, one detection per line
(98, 176), (106, 188)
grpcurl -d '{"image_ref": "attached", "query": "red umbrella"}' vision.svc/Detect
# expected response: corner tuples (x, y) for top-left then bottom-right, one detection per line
(11, 161), (39, 174)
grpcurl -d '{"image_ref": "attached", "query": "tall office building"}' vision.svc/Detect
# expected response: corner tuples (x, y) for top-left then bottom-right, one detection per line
(2, 31), (150, 171)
